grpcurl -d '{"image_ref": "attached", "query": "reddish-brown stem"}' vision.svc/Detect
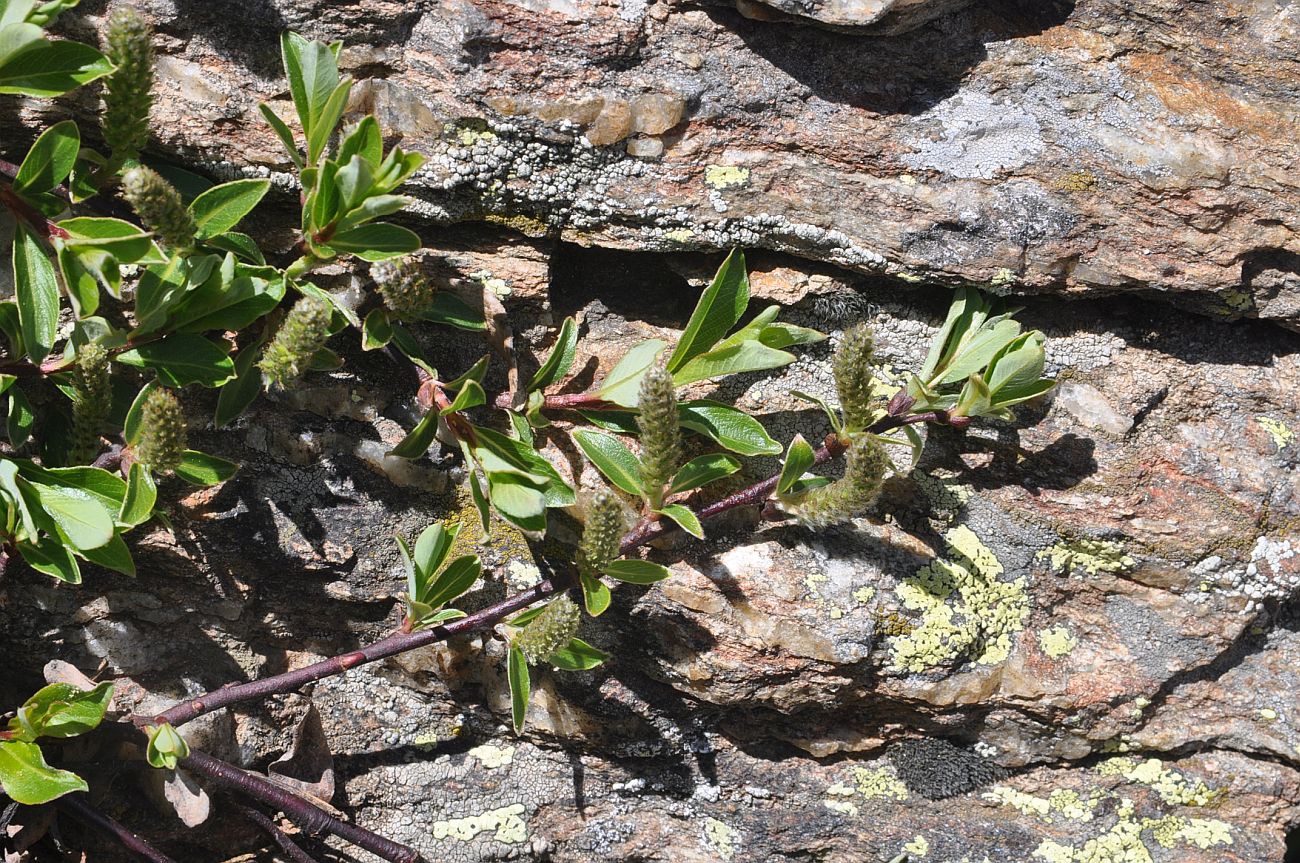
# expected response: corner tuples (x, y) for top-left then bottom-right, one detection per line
(58, 794), (178, 863)
(147, 579), (561, 728)
(1, 183), (69, 240)
(179, 749), (421, 863)
(238, 805), (321, 863)
(493, 390), (616, 411)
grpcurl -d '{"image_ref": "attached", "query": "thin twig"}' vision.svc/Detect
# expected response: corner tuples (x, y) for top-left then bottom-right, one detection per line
(237, 804), (322, 863)
(58, 794), (178, 863)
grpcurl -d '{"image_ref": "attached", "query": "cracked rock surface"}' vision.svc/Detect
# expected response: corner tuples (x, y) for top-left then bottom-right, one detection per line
(2, 1), (1300, 862)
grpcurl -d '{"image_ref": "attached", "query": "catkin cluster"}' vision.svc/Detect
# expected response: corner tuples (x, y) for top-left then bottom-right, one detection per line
(635, 367), (681, 506)
(134, 388), (186, 473)
(789, 435), (888, 528)
(70, 343), (112, 464)
(371, 257), (434, 317)
(121, 167), (195, 250)
(514, 595), (581, 665)
(833, 323), (878, 431)
(578, 491), (625, 581)
(100, 6), (154, 161)
(258, 296), (332, 388)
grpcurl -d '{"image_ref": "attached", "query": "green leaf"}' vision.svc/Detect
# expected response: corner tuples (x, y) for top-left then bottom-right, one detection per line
(16, 536), (80, 583)
(408, 293), (485, 331)
(116, 334), (235, 388)
(672, 339), (796, 386)
(361, 307), (392, 350)
(440, 379), (485, 415)
(548, 638), (608, 671)
(790, 389), (843, 433)
(13, 119), (78, 195)
(412, 522), (456, 585)
(145, 722), (189, 770)
(529, 317), (578, 392)
(678, 400), (781, 456)
(778, 434), (816, 496)
(214, 327), (271, 427)
(666, 248), (748, 373)
(10, 681), (113, 741)
(189, 179), (270, 240)
(280, 31), (339, 146)
(306, 77), (353, 166)
(57, 217), (155, 262)
(572, 429), (644, 496)
(0, 37), (112, 96)
(668, 453), (740, 496)
(119, 462), (157, 527)
(388, 411), (438, 459)
(326, 223), (421, 261)
(487, 474), (547, 533)
(13, 223), (58, 361)
(0, 740), (87, 804)
(172, 450), (238, 486)
(423, 555), (481, 610)
(603, 558), (672, 584)
(578, 570), (611, 617)
(78, 531), (135, 577)
(30, 483), (113, 550)
(507, 645), (529, 733)
(259, 102), (302, 169)
(7, 385), (34, 447)
(658, 503), (704, 538)
(594, 338), (667, 407)
(473, 427), (574, 506)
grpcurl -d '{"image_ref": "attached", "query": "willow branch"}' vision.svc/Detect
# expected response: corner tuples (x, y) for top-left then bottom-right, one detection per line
(237, 804), (323, 863)
(58, 794), (178, 863)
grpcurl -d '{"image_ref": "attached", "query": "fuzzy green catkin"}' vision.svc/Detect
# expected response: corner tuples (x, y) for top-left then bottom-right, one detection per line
(578, 490), (625, 580)
(635, 366), (681, 506)
(834, 323), (878, 431)
(790, 435), (888, 528)
(371, 257), (434, 317)
(70, 343), (112, 464)
(258, 296), (333, 388)
(134, 388), (186, 473)
(121, 167), (195, 250)
(100, 6), (154, 160)
(514, 595), (581, 665)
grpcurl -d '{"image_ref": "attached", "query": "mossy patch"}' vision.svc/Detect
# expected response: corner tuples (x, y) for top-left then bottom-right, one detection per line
(888, 526), (1030, 673)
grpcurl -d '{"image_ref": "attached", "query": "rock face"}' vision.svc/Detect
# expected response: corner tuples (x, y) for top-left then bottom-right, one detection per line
(3, 1), (1300, 862)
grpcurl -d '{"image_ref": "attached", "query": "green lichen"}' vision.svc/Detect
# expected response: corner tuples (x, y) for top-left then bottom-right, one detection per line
(703, 817), (740, 861)
(704, 165), (750, 190)
(1258, 416), (1294, 451)
(431, 804), (527, 843)
(467, 743), (515, 769)
(903, 835), (929, 857)
(853, 766), (909, 802)
(1040, 540), (1135, 576)
(1039, 626), (1078, 659)
(888, 526), (1030, 673)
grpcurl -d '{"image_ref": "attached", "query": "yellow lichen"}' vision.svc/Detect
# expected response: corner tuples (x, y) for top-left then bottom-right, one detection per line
(888, 526), (1029, 673)
(467, 743), (515, 769)
(903, 835), (929, 857)
(703, 817), (739, 861)
(431, 804), (527, 843)
(1039, 626), (1079, 659)
(704, 165), (750, 190)
(1258, 417), (1294, 451)
(1040, 540), (1135, 576)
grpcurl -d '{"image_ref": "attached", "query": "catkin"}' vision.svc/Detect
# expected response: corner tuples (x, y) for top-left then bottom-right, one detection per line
(514, 595), (581, 665)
